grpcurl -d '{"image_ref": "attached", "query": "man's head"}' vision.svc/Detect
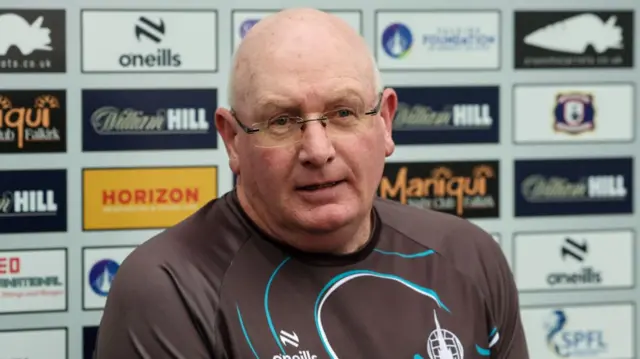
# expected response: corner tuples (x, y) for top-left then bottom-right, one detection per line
(215, 8), (398, 251)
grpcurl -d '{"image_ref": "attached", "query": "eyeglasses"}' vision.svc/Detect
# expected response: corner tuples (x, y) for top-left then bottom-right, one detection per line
(231, 92), (384, 148)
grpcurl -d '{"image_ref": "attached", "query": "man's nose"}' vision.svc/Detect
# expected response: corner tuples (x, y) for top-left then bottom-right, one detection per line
(297, 120), (336, 167)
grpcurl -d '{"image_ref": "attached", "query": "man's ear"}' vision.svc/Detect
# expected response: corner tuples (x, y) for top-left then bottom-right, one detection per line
(379, 88), (398, 157)
(215, 108), (240, 174)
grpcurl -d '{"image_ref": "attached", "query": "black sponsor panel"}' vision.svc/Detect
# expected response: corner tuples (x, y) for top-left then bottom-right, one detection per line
(378, 160), (500, 218)
(0, 90), (66, 153)
(82, 89), (217, 151)
(0, 9), (66, 73)
(0, 169), (67, 233)
(393, 86), (499, 145)
(83, 326), (98, 359)
(514, 11), (634, 69)
(514, 158), (633, 217)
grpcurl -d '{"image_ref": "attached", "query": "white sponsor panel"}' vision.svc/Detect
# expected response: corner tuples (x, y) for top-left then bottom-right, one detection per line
(376, 11), (500, 70)
(0, 249), (67, 313)
(231, 10), (361, 52)
(514, 229), (634, 292)
(0, 328), (66, 359)
(521, 303), (634, 359)
(83, 246), (136, 310)
(490, 233), (501, 244)
(81, 10), (217, 72)
(513, 84), (634, 143)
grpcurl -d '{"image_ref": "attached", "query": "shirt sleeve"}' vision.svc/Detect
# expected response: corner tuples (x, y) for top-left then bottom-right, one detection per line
(481, 233), (530, 359)
(93, 249), (220, 359)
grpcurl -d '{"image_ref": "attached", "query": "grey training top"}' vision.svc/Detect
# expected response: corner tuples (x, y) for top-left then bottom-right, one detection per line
(94, 190), (529, 359)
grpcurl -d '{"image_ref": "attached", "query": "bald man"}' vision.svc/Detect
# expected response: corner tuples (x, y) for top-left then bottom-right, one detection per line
(94, 8), (528, 359)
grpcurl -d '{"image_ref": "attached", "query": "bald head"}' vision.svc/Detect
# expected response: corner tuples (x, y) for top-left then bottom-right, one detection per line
(228, 8), (382, 111)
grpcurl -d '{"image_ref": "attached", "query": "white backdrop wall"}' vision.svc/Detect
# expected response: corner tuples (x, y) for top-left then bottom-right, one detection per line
(0, 0), (638, 358)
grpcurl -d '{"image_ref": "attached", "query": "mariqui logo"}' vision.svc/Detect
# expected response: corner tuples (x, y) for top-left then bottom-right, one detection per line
(119, 16), (181, 68)
(0, 93), (63, 151)
(547, 237), (602, 286)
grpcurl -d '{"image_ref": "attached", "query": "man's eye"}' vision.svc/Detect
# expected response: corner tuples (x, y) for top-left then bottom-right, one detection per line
(269, 117), (291, 126)
(336, 109), (354, 117)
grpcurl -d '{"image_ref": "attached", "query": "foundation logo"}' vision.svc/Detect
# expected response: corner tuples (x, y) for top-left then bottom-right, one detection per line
(393, 86), (499, 145)
(0, 90), (66, 153)
(0, 169), (67, 233)
(82, 89), (217, 151)
(82, 166), (218, 231)
(82, 246), (136, 310)
(0, 9), (66, 72)
(378, 160), (500, 218)
(0, 248), (67, 314)
(514, 157), (633, 217)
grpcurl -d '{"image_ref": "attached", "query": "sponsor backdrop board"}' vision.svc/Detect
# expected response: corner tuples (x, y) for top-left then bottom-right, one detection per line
(521, 303), (635, 358)
(1, 1), (639, 359)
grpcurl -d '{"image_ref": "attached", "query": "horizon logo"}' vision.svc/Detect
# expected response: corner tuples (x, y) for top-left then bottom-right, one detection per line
(119, 15), (181, 68)
(0, 190), (57, 215)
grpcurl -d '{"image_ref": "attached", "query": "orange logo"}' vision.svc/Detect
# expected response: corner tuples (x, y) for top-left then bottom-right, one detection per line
(0, 94), (62, 149)
(83, 167), (217, 230)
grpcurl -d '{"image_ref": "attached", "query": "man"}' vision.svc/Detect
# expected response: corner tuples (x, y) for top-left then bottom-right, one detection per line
(94, 8), (529, 359)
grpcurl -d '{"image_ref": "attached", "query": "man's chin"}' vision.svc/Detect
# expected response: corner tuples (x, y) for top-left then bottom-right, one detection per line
(293, 203), (357, 234)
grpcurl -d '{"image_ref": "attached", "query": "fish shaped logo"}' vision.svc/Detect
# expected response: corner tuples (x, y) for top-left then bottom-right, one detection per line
(524, 13), (623, 54)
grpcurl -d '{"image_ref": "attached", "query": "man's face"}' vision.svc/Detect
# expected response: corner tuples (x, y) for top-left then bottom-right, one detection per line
(225, 39), (397, 237)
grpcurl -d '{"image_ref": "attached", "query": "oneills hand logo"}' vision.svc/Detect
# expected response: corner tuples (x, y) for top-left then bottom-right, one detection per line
(0, 94), (61, 149)
(379, 164), (496, 216)
(102, 187), (199, 212)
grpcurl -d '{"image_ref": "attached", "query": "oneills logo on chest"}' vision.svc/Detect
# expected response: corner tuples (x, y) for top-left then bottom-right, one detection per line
(379, 165), (496, 216)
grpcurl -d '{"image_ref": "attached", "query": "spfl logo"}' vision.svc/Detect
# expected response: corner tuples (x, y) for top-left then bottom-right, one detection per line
(381, 23), (413, 58)
(88, 259), (119, 297)
(545, 310), (607, 357)
(553, 92), (595, 134)
(0, 169), (67, 233)
(0, 90), (66, 153)
(82, 89), (217, 151)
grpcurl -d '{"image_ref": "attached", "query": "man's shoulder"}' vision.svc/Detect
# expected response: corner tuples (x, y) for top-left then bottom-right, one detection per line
(374, 196), (498, 255)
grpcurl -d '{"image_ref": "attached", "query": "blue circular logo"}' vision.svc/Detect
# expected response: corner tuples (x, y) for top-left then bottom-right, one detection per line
(88, 259), (120, 297)
(381, 23), (413, 58)
(240, 19), (260, 38)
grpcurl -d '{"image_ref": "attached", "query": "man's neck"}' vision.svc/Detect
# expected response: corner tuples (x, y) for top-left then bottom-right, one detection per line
(235, 185), (372, 255)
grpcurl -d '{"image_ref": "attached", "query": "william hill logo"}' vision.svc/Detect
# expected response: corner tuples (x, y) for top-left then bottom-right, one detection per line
(0, 91), (66, 153)
(521, 174), (627, 202)
(90, 106), (209, 134)
(394, 102), (493, 129)
(0, 189), (58, 216)
(378, 161), (500, 218)
(83, 167), (218, 230)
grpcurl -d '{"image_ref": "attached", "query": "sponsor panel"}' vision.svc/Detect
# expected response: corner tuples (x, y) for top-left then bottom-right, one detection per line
(81, 10), (217, 73)
(514, 229), (634, 292)
(82, 246), (136, 310)
(514, 157), (633, 217)
(83, 326), (98, 359)
(0, 169), (67, 233)
(514, 11), (634, 69)
(82, 166), (217, 230)
(378, 160), (500, 218)
(0, 248), (67, 314)
(521, 303), (635, 358)
(0, 90), (66, 153)
(513, 83), (634, 144)
(231, 10), (362, 52)
(0, 9), (66, 73)
(82, 89), (217, 151)
(392, 86), (499, 145)
(0, 328), (67, 359)
(375, 11), (500, 70)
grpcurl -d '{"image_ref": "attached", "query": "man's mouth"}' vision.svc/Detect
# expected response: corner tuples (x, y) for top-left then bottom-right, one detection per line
(297, 180), (345, 191)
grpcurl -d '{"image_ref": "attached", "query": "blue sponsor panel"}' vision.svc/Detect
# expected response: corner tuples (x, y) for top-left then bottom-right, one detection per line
(392, 86), (500, 145)
(514, 158), (633, 217)
(83, 326), (98, 359)
(82, 89), (218, 151)
(0, 169), (67, 233)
